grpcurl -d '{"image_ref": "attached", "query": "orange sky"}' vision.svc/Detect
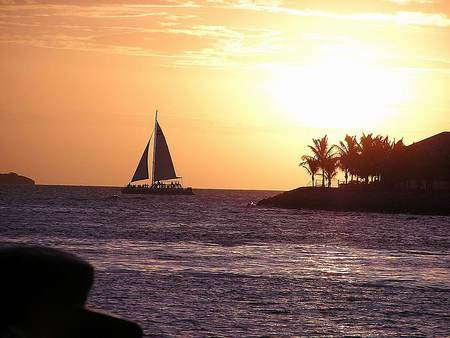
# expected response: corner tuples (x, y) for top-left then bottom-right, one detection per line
(1, 0), (449, 189)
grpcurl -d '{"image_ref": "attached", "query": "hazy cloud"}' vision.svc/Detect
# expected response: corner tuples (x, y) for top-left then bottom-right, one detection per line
(388, 0), (434, 4)
(0, 0), (449, 69)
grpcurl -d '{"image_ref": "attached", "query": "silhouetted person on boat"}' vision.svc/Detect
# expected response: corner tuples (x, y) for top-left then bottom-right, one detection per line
(0, 246), (142, 338)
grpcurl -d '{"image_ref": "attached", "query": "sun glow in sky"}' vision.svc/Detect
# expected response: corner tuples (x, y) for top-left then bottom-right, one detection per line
(267, 53), (412, 128)
(1, 0), (449, 189)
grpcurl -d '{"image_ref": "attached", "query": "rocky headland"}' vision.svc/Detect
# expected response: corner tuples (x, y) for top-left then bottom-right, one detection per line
(0, 172), (35, 185)
(258, 187), (450, 215)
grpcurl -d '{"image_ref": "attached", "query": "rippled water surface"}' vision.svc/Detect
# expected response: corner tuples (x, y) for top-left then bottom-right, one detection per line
(1, 186), (449, 336)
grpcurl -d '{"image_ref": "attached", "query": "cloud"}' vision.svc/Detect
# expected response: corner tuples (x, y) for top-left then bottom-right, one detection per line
(0, 1), (288, 67)
(0, 0), (198, 5)
(0, 5), (283, 67)
(209, 0), (450, 27)
(0, 2), (199, 19)
(387, 0), (434, 4)
(0, 0), (450, 70)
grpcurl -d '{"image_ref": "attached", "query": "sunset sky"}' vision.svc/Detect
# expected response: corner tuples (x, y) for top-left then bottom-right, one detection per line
(1, 0), (449, 189)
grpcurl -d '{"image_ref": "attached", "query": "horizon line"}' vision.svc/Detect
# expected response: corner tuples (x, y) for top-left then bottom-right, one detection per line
(31, 183), (285, 192)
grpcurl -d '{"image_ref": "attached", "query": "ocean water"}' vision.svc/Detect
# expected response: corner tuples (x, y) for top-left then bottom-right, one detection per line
(0, 185), (449, 337)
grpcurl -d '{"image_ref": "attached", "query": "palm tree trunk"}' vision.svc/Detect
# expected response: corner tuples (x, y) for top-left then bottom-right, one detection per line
(312, 174), (315, 187)
(322, 169), (325, 187)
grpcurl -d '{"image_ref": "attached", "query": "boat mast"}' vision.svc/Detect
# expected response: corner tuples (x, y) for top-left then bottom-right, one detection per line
(151, 110), (158, 185)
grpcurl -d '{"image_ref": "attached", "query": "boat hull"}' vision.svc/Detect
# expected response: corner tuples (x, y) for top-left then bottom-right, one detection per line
(121, 186), (194, 195)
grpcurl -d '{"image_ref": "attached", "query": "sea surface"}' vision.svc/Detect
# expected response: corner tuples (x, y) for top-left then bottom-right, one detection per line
(1, 185), (449, 337)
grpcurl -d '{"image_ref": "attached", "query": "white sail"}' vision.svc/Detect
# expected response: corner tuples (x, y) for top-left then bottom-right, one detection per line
(131, 136), (151, 182)
(153, 121), (178, 182)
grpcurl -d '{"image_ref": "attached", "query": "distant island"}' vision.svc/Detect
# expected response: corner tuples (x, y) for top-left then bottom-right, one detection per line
(259, 132), (450, 215)
(0, 172), (35, 185)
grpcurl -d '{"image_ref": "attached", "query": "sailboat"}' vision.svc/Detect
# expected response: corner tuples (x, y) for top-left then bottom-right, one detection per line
(121, 111), (194, 195)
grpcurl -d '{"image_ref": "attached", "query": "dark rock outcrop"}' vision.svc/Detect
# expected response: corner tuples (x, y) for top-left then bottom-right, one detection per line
(0, 172), (35, 185)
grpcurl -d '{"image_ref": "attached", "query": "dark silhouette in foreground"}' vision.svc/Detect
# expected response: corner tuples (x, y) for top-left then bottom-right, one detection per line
(0, 246), (142, 338)
(0, 173), (35, 186)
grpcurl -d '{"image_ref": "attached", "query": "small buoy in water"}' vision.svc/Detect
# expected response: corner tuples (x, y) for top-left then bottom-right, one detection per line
(247, 201), (256, 207)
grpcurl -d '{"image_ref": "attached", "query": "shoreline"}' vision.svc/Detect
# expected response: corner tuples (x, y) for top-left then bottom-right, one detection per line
(258, 187), (450, 216)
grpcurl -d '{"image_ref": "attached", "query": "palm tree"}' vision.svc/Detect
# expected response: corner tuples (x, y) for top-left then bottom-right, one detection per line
(358, 133), (376, 183)
(307, 135), (336, 187)
(392, 138), (406, 153)
(302, 133), (407, 187)
(324, 156), (339, 187)
(300, 155), (319, 187)
(336, 135), (359, 184)
(372, 135), (392, 182)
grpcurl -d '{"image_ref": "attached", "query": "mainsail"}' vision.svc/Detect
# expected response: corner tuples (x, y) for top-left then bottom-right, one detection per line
(128, 113), (178, 184)
(153, 121), (178, 182)
(131, 137), (151, 182)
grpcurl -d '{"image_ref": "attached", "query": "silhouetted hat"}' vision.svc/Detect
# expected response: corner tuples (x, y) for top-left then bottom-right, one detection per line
(0, 246), (142, 338)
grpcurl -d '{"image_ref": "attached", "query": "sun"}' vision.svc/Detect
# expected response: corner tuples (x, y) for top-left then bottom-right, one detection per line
(265, 54), (411, 129)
